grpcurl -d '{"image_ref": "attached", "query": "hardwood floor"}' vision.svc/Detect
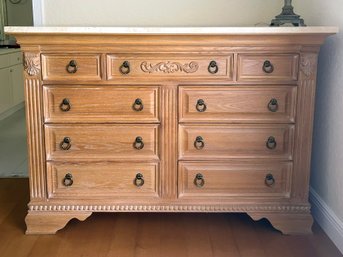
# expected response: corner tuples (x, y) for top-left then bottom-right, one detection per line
(0, 178), (342, 257)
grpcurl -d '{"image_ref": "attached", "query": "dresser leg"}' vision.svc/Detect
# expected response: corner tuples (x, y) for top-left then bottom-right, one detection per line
(25, 211), (92, 235)
(247, 212), (314, 235)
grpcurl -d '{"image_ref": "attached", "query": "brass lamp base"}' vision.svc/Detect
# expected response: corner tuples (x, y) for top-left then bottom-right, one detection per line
(270, 0), (306, 27)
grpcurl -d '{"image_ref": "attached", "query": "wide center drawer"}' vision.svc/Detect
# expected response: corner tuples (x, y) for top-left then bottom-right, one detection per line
(179, 124), (294, 160)
(47, 162), (159, 199)
(45, 124), (159, 161)
(178, 161), (292, 199)
(107, 55), (233, 80)
(43, 86), (160, 123)
(179, 85), (297, 123)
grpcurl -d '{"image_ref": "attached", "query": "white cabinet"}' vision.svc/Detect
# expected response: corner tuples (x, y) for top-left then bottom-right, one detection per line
(0, 49), (24, 119)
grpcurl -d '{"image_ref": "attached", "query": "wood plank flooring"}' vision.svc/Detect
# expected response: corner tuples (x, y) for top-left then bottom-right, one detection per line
(0, 178), (342, 257)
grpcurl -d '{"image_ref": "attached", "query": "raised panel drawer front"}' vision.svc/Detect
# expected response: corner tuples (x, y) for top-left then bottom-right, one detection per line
(45, 124), (159, 161)
(237, 54), (299, 82)
(43, 85), (160, 123)
(179, 124), (294, 160)
(107, 55), (233, 80)
(179, 86), (297, 123)
(41, 54), (102, 81)
(178, 161), (292, 199)
(47, 162), (159, 199)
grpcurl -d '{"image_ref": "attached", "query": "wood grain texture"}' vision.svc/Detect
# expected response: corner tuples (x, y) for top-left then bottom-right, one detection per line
(45, 124), (160, 161)
(41, 54), (102, 81)
(43, 85), (160, 123)
(179, 85), (297, 123)
(24, 53), (46, 200)
(179, 124), (294, 160)
(237, 54), (299, 82)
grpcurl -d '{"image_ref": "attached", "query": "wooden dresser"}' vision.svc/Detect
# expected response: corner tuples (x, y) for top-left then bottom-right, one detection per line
(6, 26), (337, 235)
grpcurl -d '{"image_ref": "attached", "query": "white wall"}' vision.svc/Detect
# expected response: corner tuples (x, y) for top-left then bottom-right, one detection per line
(294, 0), (343, 223)
(41, 0), (282, 27)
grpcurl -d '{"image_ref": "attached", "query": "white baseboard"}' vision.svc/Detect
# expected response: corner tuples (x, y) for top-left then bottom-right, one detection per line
(310, 187), (343, 254)
(0, 102), (24, 121)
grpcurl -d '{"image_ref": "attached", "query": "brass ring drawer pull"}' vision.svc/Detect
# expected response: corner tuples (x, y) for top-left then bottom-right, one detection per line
(194, 136), (205, 150)
(196, 99), (207, 112)
(132, 98), (144, 112)
(60, 98), (71, 112)
(63, 173), (73, 187)
(133, 136), (144, 150)
(119, 61), (130, 75)
(134, 173), (144, 187)
(262, 60), (274, 73)
(208, 60), (219, 74)
(66, 60), (78, 74)
(194, 173), (205, 188)
(60, 137), (72, 150)
(265, 173), (275, 187)
(268, 98), (278, 112)
(266, 136), (277, 150)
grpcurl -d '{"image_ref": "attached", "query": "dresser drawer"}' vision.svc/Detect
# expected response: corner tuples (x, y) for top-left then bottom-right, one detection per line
(237, 54), (299, 82)
(178, 161), (292, 199)
(43, 85), (160, 123)
(45, 124), (159, 161)
(179, 124), (294, 160)
(107, 55), (233, 80)
(41, 54), (102, 81)
(47, 162), (159, 199)
(179, 85), (297, 123)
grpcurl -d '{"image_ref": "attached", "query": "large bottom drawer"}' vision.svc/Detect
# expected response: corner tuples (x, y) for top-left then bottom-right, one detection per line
(178, 161), (292, 199)
(47, 162), (160, 199)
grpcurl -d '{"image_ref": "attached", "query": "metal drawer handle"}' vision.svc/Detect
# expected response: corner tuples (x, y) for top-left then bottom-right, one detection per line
(60, 98), (71, 112)
(119, 61), (130, 75)
(266, 136), (277, 150)
(268, 98), (279, 112)
(134, 173), (144, 187)
(132, 98), (144, 112)
(133, 136), (144, 150)
(63, 173), (73, 187)
(196, 99), (207, 112)
(208, 60), (219, 74)
(194, 173), (205, 188)
(194, 136), (205, 150)
(262, 60), (274, 74)
(265, 173), (275, 187)
(66, 60), (78, 74)
(60, 137), (72, 150)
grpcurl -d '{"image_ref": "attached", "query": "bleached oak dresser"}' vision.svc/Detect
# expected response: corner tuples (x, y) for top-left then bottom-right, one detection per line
(6, 26), (337, 235)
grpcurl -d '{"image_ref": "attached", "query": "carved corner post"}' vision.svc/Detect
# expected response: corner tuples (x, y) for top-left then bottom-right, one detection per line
(22, 50), (92, 234)
(247, 51), (319, 235)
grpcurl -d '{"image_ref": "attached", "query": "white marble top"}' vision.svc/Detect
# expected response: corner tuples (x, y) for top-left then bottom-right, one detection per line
(4, 26), (339, 35)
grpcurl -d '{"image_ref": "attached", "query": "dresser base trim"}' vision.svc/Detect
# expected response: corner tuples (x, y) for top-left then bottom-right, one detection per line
(25, 211), (92, 235)
(248, 211), (313, 235)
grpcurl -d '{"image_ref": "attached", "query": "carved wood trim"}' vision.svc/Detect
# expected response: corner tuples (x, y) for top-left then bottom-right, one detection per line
(28, 204), (311, 213)
(25, 67), (46, 200)
(141, 61), (199, 73)
(160, 86), (178, 199)
(292, 53), (318, 201)
(24, 53), (41, 76)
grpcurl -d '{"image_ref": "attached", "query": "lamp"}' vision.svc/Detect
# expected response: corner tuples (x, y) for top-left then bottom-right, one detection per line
(270, 0), (306, 27)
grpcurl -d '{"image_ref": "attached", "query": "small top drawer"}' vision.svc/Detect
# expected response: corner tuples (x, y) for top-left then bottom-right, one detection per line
(237, 54), (299, 82)
(41, 54), (102, 81)
(107, 55), (233, 80)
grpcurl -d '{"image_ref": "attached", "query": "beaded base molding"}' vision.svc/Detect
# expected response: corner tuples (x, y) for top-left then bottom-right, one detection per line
(25, 203), (313, 235)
